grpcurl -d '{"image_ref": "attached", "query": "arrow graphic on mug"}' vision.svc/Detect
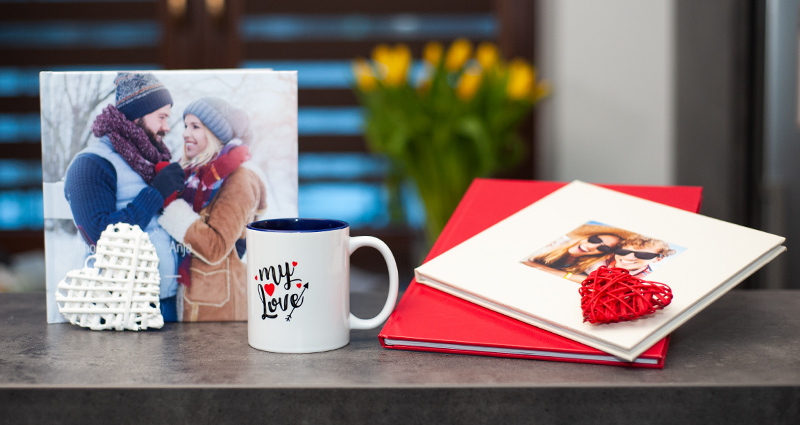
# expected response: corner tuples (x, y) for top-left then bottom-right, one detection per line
(286, 283), (309, 321)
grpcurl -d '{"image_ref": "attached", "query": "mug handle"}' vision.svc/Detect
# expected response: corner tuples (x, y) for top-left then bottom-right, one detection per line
(347, 236), (399, 330)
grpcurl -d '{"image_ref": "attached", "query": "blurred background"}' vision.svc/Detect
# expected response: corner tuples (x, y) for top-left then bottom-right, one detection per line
(0, 0), (798, 291)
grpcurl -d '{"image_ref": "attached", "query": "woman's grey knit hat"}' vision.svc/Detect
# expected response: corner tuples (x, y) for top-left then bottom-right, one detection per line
(183, 97), (252, 144)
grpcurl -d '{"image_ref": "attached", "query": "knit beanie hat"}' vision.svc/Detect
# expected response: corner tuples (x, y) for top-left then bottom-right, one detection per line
(114, 72), (173, 121)
(183, 97), (252, 145)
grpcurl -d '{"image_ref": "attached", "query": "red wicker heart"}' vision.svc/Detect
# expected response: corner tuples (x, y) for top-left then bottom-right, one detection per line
(579, 266), (673, 324)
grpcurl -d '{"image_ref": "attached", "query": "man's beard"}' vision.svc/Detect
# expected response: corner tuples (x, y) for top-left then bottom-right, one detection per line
(135, 120), (165, 146)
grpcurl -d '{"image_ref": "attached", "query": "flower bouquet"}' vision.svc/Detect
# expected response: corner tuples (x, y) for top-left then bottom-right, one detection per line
(352, 39), (549, 245)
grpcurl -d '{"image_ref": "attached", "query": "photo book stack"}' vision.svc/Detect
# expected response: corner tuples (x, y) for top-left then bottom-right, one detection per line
(379, 179), (785, 367)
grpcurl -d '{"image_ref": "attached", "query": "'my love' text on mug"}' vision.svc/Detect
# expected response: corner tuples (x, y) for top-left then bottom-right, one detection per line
(255, 261), (309, 321)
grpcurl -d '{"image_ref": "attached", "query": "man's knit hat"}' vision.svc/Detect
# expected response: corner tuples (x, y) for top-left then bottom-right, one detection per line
(114, 72), (173, 121)
(183, 97), (252, 144)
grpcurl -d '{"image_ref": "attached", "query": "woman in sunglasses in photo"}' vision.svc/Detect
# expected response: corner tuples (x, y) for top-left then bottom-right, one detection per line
(586, 235), (675, 278)
(522, 224), (634, 282)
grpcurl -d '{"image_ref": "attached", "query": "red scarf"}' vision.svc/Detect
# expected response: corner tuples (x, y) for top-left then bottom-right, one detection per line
(180, 144), (250, 213)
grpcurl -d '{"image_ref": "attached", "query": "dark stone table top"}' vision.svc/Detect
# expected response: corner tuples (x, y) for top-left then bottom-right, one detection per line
(1, 288), (799, 424)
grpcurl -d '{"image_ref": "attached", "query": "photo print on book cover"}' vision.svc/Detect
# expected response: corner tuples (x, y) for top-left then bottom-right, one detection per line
(41, 70), (298, 324)
(521, 221), (686, 283)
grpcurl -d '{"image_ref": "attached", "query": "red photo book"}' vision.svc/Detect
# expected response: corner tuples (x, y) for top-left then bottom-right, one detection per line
(379, 179), (703, 368)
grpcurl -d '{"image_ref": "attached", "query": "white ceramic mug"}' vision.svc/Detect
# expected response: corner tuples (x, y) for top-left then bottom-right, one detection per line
(246, 218), (399, 353)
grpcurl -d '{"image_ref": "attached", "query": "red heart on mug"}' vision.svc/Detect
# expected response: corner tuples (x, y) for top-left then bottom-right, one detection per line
(264, 283), (275, 297)
(296, 283), (302, 288)
(579, 266), (673, 324)
(292, 261), (298, 267)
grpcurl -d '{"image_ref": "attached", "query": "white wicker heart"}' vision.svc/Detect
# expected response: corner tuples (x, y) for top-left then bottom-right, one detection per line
(56, 223), (164, 331)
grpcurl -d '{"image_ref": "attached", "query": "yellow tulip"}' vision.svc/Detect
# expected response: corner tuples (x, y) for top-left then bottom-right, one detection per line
(423, 41), (444, 66)
(389, 44), (412, 86)
(372, 44), (391, 66)
(352, 58), (377, 91)
(456, 65), (482, 100)
(372, 43), (411, 87)
(445, 38), (473, 71)
(531, 80), (551, 102)
(506, 58), (535, 100)
(371, 44), (391, 80)
(476, 42), (499, 71)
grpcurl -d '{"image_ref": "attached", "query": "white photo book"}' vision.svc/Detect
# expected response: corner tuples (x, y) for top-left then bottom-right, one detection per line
(414, 181), (786, 361)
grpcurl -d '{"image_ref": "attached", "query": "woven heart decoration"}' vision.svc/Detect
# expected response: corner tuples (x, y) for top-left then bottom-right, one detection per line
(55, 223), (164, 331)
(579, 266), (673, 324)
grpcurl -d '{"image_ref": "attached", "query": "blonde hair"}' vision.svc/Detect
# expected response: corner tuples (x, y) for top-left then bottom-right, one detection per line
(622, 235), (675, 257)
(180, 127), (224, 169)
(534, 224), (636, 273)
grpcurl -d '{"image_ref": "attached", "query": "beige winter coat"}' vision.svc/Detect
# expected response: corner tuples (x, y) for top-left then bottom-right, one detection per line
(159, 165), (267, 321)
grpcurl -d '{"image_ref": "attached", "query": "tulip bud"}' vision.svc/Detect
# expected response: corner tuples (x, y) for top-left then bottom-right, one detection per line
(352, 58), (377, 91)
(423, 42), (444, 66)
(456, 64), (483, 100)
(506, 59), (535, 100)
(531, 80), (551, 102)
(384, 44), (411, 87)
(476, 42), (499, 71)
(372, 44), (392, 80)
(445, 38), (473, 71)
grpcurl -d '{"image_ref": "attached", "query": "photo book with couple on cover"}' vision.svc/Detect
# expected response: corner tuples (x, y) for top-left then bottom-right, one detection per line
(380, 179), (785, 365)
(40, 70), (298, 324)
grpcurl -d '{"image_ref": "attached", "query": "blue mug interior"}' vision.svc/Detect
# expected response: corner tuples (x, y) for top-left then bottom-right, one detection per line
(247, 218), (349, 232)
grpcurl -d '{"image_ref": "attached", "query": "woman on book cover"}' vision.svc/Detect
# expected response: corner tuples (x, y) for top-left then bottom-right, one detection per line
(158, 97), (267, 322)
(522, 224), (634, 283)
(585, 235), (676, 278)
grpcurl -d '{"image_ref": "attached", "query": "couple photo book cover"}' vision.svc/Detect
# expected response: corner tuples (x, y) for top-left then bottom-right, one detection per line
(40, 70), (298, 324)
